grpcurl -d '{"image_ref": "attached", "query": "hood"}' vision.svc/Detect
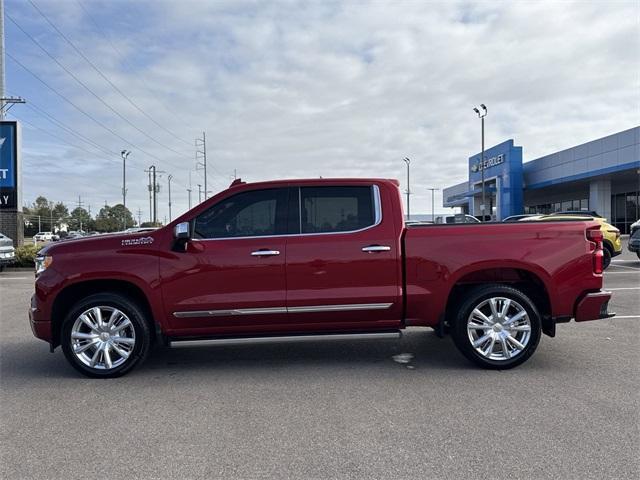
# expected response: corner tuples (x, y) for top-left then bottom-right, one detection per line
(41, 230), (164, 256)
(0, 235), (13, 248)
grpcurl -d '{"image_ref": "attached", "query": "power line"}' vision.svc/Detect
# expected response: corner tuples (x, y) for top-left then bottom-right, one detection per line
(12, 97), (119, 158)
(8, 111), (119, 165)
(28, 0), (193, 157)
(5, 51), (193, 177)
(8, 55), (194, 194)
(7, 11), (190, 161)
(74, 0), (196, 146)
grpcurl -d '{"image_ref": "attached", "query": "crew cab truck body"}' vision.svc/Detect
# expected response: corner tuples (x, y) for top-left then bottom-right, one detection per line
(29, 178), (613, 377)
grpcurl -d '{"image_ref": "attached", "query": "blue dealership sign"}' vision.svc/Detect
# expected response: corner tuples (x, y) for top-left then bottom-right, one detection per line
(0, 122), (18, 209)
(467, 139), (523, 219)
(0, 123), (16, 188)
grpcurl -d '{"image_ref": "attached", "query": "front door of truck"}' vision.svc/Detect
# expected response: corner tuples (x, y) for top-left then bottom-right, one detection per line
(285, 184), (402, 330)
(160, 188), (289, 336)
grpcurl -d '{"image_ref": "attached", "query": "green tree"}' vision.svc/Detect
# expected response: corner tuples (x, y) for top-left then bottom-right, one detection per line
(95, 204), (135, 232)
(23, 197), (69, 233)
(69, 207), (94, 232)
(51, 202), (69, 231)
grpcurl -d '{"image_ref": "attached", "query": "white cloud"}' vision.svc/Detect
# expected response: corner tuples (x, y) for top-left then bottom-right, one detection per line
(10, 0), (639, 221)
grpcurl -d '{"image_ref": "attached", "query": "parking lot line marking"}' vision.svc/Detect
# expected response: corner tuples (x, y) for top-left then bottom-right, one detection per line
(604, 272), (640, 275)
(608, 264), (640, 271)
(0, 277), (33, 280)
(608, 287), (640, 291)
(613, 315), (640, 319)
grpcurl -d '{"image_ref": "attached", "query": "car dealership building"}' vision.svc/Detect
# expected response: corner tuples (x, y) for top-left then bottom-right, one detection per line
(443, 126), (640, 233)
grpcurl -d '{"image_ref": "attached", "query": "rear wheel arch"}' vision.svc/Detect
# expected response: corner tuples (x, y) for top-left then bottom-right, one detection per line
(51, 279), (159, 348)
(444, 267), (553, 336)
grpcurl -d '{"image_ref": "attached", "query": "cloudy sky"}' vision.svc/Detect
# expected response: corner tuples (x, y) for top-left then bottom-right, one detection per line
(6, 0), (639, 222)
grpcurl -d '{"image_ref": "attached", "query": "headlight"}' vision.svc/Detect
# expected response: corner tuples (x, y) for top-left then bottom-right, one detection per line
(35, 254), (52, 275)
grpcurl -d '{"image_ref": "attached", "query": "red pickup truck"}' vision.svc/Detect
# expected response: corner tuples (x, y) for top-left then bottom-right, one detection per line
(30, 178), (613, 377)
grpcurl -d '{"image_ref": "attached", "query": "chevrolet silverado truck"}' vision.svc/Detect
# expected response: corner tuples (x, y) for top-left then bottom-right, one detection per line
(30, 178), (613, 377)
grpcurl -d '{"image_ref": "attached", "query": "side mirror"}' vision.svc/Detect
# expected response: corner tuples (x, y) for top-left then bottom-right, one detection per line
(174, 222), (191, 240)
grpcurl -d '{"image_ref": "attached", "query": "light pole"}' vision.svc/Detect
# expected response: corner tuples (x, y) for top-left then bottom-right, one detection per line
(121, 150), (130, 229)
(197, 184), (202, 204)
(403, 157), (411, 220)
(473, 104), (487, 221)
(167, 174), (173, 222)
(428, 187), (440, 222)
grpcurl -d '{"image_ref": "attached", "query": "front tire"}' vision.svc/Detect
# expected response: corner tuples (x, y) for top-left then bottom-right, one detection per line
(61, 293), (152, 378)
(451, 284), (542, 369)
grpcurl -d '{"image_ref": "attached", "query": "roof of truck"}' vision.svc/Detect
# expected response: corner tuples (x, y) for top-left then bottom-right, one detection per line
(228, 178), (400, 188)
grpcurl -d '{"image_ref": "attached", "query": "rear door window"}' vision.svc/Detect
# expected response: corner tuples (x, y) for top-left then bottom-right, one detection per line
(299, 186), (375, 234)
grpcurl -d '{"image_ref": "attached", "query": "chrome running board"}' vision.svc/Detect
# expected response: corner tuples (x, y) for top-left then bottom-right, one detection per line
(169, 330), (402, 348)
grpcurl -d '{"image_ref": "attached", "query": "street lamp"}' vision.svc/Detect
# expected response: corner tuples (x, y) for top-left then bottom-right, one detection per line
(403, 157), (411, 220)
(121, 150), (131, 229)
(473, 104), (487, 221)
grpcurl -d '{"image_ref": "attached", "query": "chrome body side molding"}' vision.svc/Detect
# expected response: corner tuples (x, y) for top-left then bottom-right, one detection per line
(173, 302), (393, 318)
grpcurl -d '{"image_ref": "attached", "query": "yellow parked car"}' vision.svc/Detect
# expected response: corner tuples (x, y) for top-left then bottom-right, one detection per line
(521, 213), (621, 268)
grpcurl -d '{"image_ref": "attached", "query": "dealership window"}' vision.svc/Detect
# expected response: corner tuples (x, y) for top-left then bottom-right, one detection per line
(525, 198), (589, 216)
(611, 191), (639, 234)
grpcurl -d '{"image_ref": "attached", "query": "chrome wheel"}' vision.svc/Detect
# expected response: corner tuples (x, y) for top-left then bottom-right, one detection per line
(70, 306), (136, 370)
(466, 297), (532, 361)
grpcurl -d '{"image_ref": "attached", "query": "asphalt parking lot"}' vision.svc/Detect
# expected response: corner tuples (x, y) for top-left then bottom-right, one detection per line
(1, 242), (638, 480)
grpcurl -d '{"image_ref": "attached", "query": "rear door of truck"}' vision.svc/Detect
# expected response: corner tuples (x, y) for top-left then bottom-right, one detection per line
(285, 181), (403, 330)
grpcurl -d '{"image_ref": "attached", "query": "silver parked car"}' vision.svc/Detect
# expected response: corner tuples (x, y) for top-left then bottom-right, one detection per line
(0, 232), (16, 271)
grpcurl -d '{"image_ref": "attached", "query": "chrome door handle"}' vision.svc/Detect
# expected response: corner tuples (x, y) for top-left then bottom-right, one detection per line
(251, 249), (280, 256)
(362, 245), (391, 253)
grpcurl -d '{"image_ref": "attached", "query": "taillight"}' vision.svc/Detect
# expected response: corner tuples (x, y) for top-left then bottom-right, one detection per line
(587, 227), (603, 274)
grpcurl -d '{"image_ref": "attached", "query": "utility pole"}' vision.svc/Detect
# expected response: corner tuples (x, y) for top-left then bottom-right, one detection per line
(187, 187), (192, 210)
(428, 188), (440, 223)
(167, 174), (173, 222)
(137, 207), (142, 226)
(0, 0), (25, 119)
(195, 132), (208, 200)
(153, 167), (158, 224)
(76, 195), (84, 232)
(403, 157), (411, 220)
(121, 150), (130, 229)
(145, 166), (154, 223)
(473, 104), (488, 221)
(197, 184), (202, 204)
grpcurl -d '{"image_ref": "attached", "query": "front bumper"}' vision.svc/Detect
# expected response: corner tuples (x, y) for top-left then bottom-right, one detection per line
(628, 238), (640, 253)
(29, 294), (52, 344)
(0, 252), (15, 265)
(574, 291), (614, 322)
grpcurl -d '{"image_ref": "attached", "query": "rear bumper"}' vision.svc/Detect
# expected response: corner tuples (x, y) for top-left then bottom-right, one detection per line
(574, 291), (614, 322)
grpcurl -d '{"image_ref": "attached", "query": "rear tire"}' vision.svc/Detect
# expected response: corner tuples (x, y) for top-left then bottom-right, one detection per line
(451, 284), (542, 369)
(61, 293), (152, 378)
(602, 247), (612, 270)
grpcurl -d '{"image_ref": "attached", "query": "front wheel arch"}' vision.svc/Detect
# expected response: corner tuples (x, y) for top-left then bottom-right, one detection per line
(51, 279), (158, 349)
